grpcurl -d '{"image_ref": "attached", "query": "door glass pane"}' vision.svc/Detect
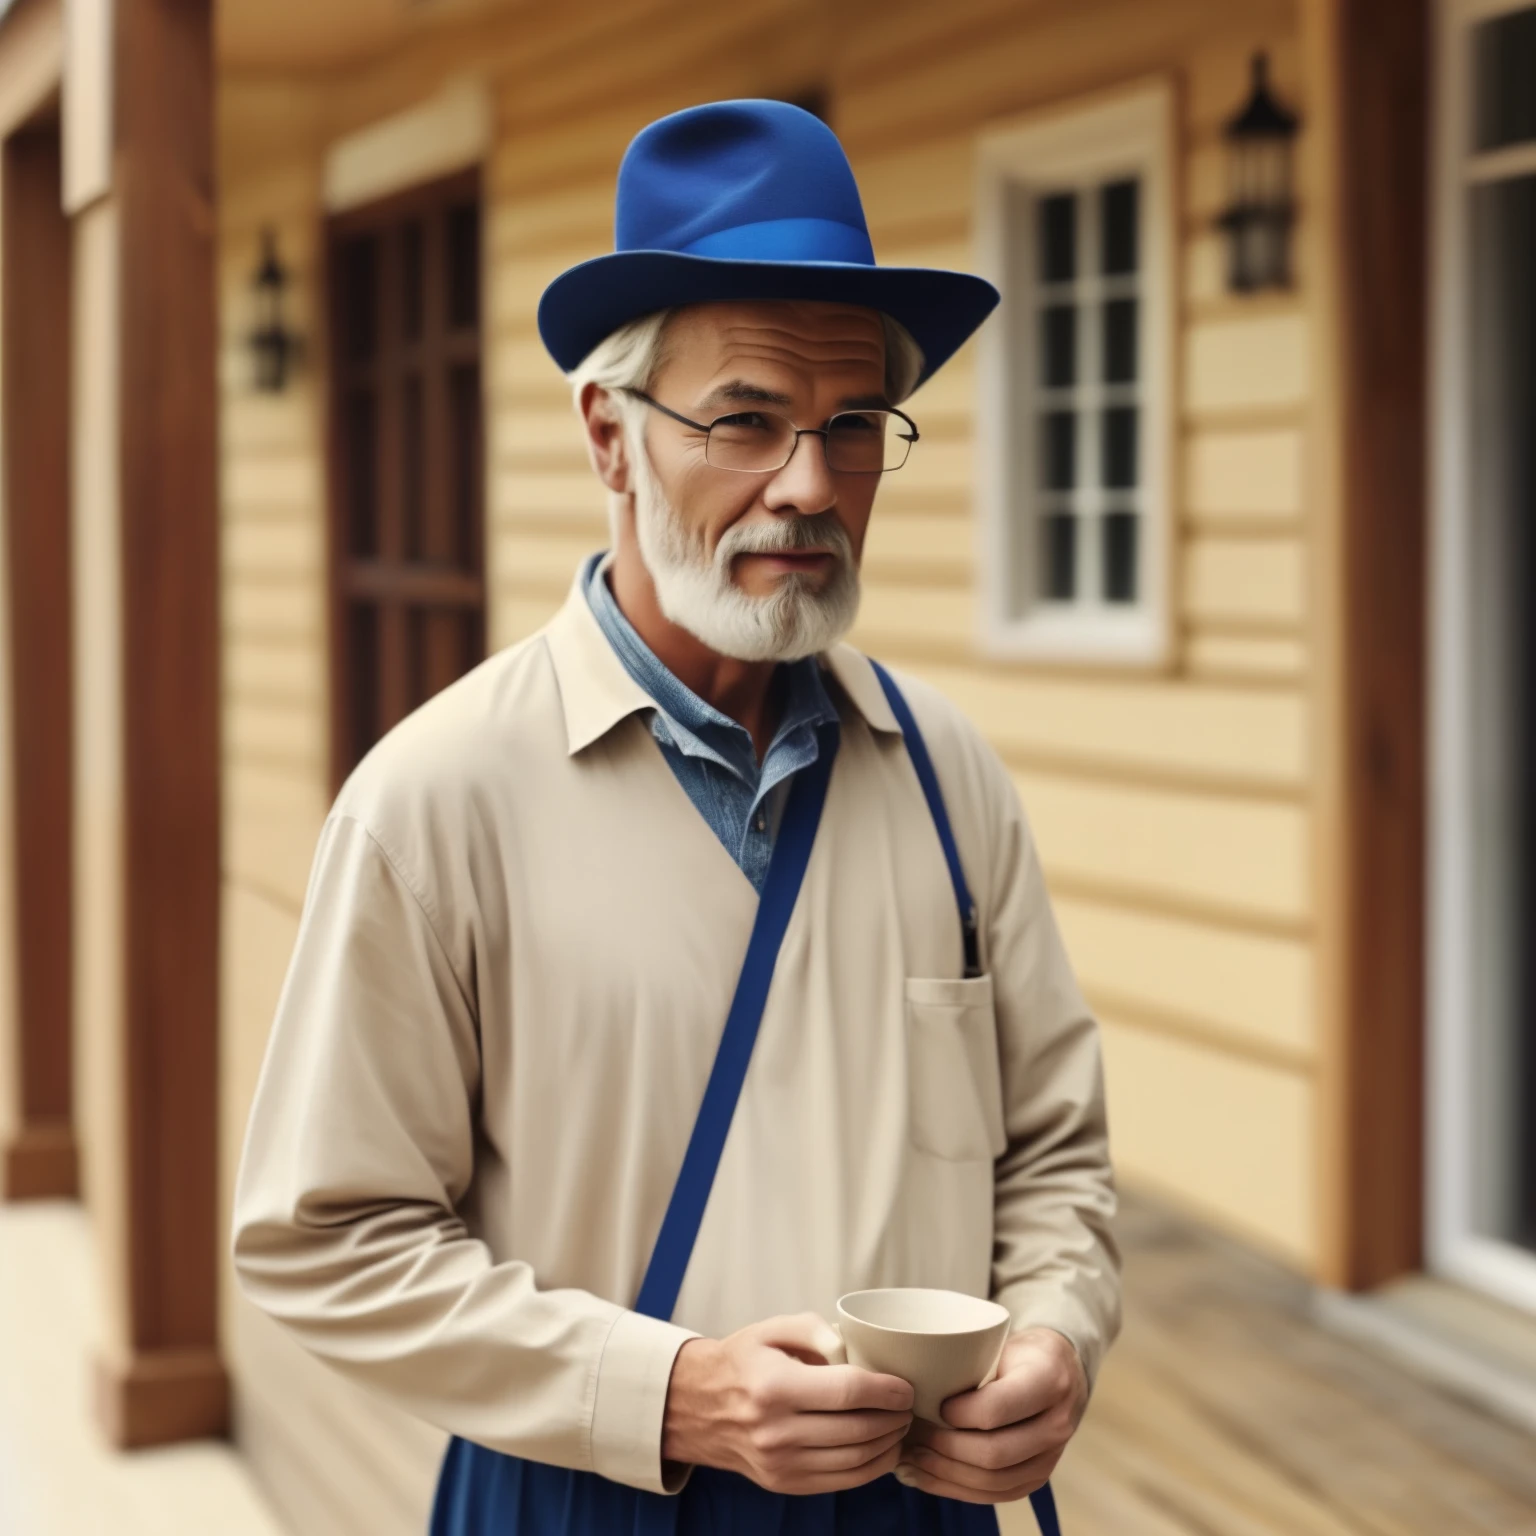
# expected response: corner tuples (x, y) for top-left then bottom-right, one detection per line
(447, 201), (480, 330)
(1467, 170), (1536, 1249)
(1474, 7), (1536, 153)
(339, 235), (378, 362)
(402, 373), (424, 561)
(449, 363), (481, 568)
(408, 607), (481, 709)
(344, 390), (377, 557)
(347, 603), (379, 768)
(401, 220), (425, 343)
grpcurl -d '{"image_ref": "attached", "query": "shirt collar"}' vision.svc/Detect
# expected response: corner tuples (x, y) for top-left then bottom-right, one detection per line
(542, 555), (903, 757)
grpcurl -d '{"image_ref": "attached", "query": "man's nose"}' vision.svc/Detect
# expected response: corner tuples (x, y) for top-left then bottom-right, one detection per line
(764, 429), (836, 515)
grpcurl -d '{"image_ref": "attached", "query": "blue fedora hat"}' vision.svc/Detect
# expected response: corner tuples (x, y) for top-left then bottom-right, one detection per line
(537, 100), (999, 392)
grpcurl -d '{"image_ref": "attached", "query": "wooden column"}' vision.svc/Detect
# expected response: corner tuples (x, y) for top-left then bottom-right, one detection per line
(0, 120), (76, 1203)
(1332, 0), (1430, 1288)
(91, 0), (227, 1447)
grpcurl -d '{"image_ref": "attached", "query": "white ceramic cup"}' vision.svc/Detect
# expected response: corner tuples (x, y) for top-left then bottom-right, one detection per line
(820, 1287), (1012, 1425)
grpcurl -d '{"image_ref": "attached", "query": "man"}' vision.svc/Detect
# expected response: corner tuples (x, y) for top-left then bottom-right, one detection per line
(232, 100), (1120, 1536)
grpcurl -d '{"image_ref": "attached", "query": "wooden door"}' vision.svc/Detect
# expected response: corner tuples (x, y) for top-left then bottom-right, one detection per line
(326, 169), (486, 792)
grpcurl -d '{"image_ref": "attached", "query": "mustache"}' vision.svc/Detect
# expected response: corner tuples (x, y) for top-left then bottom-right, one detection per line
(716, 513), (853, 563)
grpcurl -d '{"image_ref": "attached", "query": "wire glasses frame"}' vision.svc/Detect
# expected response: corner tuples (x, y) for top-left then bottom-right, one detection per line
(622, 388), (920, 474)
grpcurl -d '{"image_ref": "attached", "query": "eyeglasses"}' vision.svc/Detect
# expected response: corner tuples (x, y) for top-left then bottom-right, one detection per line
(622, 389), (919, 474)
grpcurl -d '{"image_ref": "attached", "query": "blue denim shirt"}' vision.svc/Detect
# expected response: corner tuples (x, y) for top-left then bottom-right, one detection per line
(583, 553), (839, 893)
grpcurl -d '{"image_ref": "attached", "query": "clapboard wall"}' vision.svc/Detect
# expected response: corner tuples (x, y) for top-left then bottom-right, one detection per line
(217, 1), (1321, 1528)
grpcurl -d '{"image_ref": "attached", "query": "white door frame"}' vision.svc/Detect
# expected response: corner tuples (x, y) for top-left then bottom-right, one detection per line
(1427, 0), (1536, 1315)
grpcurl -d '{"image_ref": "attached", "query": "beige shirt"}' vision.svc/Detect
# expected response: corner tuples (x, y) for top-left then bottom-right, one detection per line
(231, 570), (1121, 1497)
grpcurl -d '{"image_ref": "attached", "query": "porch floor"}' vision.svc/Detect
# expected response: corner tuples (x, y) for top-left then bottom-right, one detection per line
(1030, 1195), (1536, 1536)
(3, 1194), (1534, 1535)
(0, 1200), (283, 1536)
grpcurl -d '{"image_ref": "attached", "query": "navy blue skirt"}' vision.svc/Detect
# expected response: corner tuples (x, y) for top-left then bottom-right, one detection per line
(430, 1435), (1002, 1536)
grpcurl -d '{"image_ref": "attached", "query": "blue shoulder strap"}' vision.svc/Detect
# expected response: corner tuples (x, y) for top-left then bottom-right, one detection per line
(634, 728), (839, 1322)
(868, 659), (981, 977)
(868, 658), (1064, 1536)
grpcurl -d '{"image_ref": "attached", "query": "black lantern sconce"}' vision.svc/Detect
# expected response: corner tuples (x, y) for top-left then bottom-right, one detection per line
(1217, 53), (1300, 293)
(248, 227), (301, 392)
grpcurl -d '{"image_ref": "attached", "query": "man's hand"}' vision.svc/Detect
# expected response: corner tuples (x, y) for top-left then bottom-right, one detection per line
(662, 1313), (915, 1494)
(895, 1327), (1088, 1504)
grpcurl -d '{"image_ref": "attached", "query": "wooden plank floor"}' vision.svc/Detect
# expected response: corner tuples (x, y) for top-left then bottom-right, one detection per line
(1001, 1195), (1536, 1536)
(5, 1193), (1533, 1533)
(0, 1201), (285, 1536)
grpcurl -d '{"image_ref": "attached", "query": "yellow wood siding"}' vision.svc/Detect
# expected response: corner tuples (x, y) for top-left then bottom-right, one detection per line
(1100, 1018), (1315, 1264)
(216, 0), (1330, 1519)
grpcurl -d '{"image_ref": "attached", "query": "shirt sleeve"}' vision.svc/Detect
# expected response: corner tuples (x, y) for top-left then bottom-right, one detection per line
(979, 758), (1123, 1394)
(230, 812), (696, 1495)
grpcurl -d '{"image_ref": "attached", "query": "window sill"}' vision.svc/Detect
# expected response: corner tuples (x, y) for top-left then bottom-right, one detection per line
(978, 610), (1168, 668)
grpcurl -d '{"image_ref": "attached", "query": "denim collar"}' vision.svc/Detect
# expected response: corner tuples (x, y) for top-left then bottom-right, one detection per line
(581, 552), (839, 788)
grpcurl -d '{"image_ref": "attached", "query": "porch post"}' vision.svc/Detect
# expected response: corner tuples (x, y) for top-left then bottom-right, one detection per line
(90, 0), (226, 1446)
(1306, 0), (1431, 1291)
(0, 118), (77, 1203)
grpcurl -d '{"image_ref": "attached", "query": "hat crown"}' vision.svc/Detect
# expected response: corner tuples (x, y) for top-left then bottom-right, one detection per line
(615, 100), (874, 263)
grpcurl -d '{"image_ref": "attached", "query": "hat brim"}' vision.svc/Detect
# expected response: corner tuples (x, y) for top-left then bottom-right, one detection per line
(537, 250), (1000, 392)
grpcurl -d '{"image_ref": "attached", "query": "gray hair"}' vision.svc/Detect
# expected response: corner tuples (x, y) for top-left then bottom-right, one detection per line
(566, 306), (926, 411)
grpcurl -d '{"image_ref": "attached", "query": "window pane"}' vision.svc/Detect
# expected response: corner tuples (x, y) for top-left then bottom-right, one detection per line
(1102, 405), (1138, 489)
(1042, 410), (1076, 489)
(1042, 510), (1077, 600)
(1103, 510), (1139, 602)
(1039, 193), (1076, 283)
(1101, 178), (1140, 275)
(1103, 297), (1138, 384)
(1474, 7), (1536, 153)
(1041, 304), (1076, 387)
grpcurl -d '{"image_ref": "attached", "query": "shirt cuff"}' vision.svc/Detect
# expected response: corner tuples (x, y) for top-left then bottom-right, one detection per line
(589, 1308), (699, 1494)
(997, 1294), (1109, 1396)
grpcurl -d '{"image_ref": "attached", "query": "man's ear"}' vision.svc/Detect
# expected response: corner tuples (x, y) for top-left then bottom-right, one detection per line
(577, 382), (632, 495)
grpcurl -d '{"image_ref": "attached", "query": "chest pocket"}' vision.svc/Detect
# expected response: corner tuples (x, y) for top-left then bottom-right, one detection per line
(904, 974), (1007, 1162)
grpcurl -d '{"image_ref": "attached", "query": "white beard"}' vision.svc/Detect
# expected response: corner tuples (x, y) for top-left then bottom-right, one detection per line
(628, 433), (862, 663)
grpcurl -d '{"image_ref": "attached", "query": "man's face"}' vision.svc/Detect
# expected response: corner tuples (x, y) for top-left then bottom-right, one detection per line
(622, 299), (888, 662)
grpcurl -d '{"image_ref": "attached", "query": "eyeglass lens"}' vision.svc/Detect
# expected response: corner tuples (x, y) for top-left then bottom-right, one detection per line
(706, 410), (913, 473)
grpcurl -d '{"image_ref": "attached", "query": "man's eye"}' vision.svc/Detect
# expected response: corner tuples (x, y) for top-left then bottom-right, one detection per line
(833, 413), (882, 432)
(714, 412), (773, 430)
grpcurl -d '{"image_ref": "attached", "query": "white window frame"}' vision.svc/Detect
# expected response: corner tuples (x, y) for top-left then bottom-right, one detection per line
(974, 82), (1174, 665)
(1428, 0), (1536, 1317)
